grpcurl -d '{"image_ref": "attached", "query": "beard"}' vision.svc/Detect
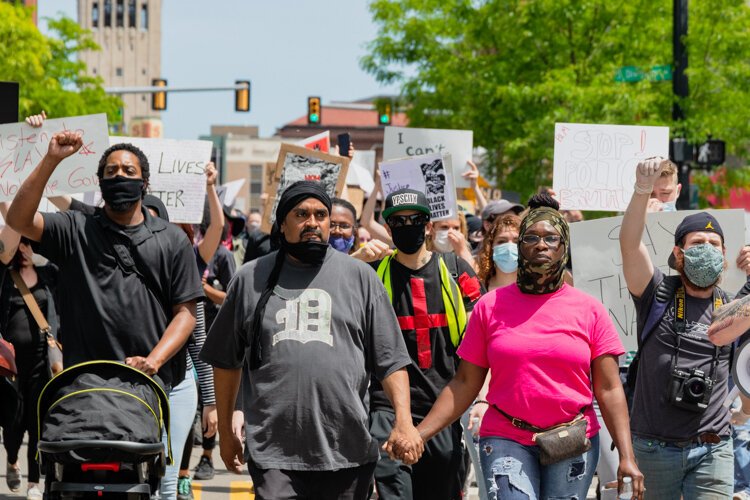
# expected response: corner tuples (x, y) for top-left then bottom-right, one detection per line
(672, 249), (726, 291)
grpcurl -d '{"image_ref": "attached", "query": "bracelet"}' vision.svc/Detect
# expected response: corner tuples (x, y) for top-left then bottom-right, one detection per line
(474, 400), (489, 406)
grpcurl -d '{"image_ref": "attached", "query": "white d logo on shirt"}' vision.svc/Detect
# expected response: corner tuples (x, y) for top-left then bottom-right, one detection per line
(273, 288), (333, 347)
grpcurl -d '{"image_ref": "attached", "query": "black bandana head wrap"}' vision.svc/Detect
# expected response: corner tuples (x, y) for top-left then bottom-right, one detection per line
(516, 205), (570, 295)
(271, 180), (332, 245)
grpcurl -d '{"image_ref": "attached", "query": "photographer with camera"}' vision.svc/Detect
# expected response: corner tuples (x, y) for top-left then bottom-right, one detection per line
(620, 157), (734, 498)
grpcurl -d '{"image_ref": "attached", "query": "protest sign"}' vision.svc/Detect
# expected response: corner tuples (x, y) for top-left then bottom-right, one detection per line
(261, 143), (350, 233)
(379, 153), (458, 220)
(383, 126), (473, 188)
(298, 131), (330, 153)
(553, 123), (669, 211)
(217, 179), (246, 208)
(0, 114), (108, 201)
(570, 209), (746, 351)
(110, 137), (211, 223)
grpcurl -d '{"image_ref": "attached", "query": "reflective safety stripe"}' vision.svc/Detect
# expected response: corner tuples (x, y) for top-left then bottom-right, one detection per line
(377, 252), (467, 347)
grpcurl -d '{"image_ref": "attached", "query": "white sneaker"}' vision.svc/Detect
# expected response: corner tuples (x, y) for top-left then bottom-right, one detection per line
(26, 485), (43, 500)
(733, 491), (750, 500)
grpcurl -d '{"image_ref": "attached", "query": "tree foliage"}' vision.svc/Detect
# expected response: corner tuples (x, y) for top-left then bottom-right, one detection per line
(0, 3), (121, 122)
(363, 0), (750, 200)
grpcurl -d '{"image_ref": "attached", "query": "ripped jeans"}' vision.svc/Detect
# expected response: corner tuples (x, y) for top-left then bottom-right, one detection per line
(479, 433), (599, 500)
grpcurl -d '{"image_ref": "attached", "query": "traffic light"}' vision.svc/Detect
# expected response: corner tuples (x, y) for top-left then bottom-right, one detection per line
(151, 78), (167, 111)
(377, 100), (392, 125)
(235, 80), (250, 112)
(307, 96), (321, 124)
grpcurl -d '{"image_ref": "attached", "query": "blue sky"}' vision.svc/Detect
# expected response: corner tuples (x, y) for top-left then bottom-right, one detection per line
(38, 0), (401, 139)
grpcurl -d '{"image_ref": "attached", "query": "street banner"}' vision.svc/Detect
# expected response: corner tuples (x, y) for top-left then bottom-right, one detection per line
(383, 126), (473, 188)
(553, 122), (669, 211)
(298, 131), (330, 153)
(570, 209), (746, 352)
(379, 153), (458, 221)
(110, 136), (211, 223)
(261, 143), (350, 233)
(0, 113), (108, 201)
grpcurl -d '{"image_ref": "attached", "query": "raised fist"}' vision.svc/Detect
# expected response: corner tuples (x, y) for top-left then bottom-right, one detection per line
(634, 157), (668, 195)
(205, 161), (218, 186)
(47, 131), (83, 162)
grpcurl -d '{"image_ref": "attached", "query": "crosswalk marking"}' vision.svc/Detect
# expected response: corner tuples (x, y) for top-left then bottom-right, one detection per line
(192, 480), (254, 499)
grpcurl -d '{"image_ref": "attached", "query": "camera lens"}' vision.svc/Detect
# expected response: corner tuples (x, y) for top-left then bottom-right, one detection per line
(687, 377), (707, 399)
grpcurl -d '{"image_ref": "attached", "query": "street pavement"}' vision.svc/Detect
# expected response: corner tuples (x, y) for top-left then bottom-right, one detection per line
(0, 438), (598, 499)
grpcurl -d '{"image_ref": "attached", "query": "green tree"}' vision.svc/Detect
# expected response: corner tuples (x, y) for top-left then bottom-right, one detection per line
(0, 3), (121, 122)
(362, 0), (750, 200)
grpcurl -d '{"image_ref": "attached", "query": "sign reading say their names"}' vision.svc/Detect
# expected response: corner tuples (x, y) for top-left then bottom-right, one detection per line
(0, 113), (109, 201)
(383, 126), (473, 188)
(570, 209), (746, 352)
(110, 137), (211, 223)
(379, 153), (458, 221)
(553, 122), (669, 211)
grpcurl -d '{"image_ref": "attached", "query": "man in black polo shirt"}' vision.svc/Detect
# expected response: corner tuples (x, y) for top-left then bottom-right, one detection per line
(7, 130), (203, 390)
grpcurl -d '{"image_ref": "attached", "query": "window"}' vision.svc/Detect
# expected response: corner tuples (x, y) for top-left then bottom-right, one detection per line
(104, 0), (111, 27)
(250, 183), (262, 195)
(116, 67), (123, 77)
(92, 2), (99, 27)
(128, 0), (136, 27)
(140, 2), (148, 29)
(116, 0), (124, 27)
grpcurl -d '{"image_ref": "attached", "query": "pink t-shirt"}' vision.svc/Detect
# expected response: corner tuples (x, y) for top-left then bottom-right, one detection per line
(458, 283), (624, 446)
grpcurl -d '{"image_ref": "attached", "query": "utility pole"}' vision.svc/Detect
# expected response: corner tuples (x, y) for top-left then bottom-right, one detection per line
(673, 0), (691, 209)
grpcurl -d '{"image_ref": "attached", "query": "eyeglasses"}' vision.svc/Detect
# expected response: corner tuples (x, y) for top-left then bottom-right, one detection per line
(520, 234), (562, 248)
(330, 222), (353, 231)
(386, 213), (430, 228)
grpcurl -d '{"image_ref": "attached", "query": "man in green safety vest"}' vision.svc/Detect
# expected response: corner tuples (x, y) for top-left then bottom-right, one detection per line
(368, 188), (484, 500)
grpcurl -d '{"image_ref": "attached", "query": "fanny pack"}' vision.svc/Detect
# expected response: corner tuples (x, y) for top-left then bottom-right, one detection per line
(492, 404), (591, 465)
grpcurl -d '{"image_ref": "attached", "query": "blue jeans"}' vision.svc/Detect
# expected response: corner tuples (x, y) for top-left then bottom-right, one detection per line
(159, 372), (198, 498)
(632, 435), (733, 500)
(479, 434), (599, 500)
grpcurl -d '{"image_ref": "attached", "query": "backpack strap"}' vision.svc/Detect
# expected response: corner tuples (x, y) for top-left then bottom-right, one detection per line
(638, 275), (681, 350)
(441, 251), (459, 281)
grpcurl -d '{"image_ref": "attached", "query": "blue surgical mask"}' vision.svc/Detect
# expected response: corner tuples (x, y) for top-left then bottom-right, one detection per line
(493, 242), (518, 274)
(662, 200), (677, 212)
(682, 243), (724, 288)
(329, 235), (355, 253)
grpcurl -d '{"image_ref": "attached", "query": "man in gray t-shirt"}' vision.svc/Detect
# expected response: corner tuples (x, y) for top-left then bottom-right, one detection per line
(200, 181), (422, 499)
(620, 158), (734, 499)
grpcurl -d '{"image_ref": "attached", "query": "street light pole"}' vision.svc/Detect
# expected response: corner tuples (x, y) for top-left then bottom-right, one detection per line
(673, 0), (691, 209)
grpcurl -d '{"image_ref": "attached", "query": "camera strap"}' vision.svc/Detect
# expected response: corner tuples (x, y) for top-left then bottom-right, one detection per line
(670, 285), (723, 381)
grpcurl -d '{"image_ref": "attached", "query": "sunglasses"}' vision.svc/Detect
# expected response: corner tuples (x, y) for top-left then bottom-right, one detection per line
(386, 213), (430, 228)
(520, 234), (562, 248)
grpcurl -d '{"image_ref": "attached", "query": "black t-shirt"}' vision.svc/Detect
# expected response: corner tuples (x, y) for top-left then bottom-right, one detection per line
(369, 252), (484, 417)
(242, 229), (276, 264)
(201, 245), (236, 329)
(35, 207), (203, 388)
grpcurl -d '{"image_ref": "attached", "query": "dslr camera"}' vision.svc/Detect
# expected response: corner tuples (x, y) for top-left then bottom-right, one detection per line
(669, 367), (713, 412)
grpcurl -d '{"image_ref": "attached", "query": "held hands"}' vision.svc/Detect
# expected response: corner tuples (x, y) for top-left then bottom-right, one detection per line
(351, 239), (393, 263)
(47, 131), (83, 162)
(635, 157), (667, 195)
(205, 162), (218, 187)
(382, 422), (425, 465)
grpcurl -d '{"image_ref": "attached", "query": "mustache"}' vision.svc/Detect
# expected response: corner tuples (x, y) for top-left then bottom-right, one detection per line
(300, 227), (323, 239)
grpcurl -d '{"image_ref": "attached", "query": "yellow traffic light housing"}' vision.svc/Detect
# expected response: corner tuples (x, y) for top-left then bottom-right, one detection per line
(235, 80), (250, 112)
(308, 96), (321, 125)
(151, 78), (167, 111)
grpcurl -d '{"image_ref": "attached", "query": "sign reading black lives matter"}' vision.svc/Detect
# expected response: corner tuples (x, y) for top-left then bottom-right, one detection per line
(379, 152), (458, 220)
(261, 143), (350, 233)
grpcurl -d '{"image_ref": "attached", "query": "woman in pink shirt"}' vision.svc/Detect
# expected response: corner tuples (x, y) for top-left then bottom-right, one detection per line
(399, 195), (643, 500)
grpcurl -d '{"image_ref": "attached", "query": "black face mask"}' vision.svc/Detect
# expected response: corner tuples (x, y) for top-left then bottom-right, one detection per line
(100, 176), (144, 212)
(390, 224), (427, 254)
(282, 239), (329, 266)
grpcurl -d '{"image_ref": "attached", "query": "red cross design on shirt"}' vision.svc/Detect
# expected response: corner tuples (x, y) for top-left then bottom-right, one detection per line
(397, 277), (448, 369)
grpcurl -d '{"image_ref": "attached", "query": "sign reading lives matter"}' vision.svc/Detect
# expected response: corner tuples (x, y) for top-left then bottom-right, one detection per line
(379, 152), (458, 221)
(383, 126), (473, 188)
(570, 209), (746, 351)
(262, 143), (350, 233)
(553, 123), (669, 211)
(110, 137), (211, 223)
(0, 113), (108, 201)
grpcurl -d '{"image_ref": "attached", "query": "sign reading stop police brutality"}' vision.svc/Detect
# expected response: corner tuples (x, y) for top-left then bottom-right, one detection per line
(110, 136), (212, 223)
(570, 209), (746, 352)
(383, 126), (473, 188)
(553, 123), (669, 211)
(379, 153), (458, 221)
(0, 113), (109, 201)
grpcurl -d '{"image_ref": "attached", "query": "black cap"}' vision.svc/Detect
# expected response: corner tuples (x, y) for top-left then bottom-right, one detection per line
(382, 189), (431, 220)
(668, 212), (724, 269)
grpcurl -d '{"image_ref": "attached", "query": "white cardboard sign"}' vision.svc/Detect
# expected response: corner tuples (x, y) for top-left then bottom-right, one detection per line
(570, 209), (746, 352)
(553, 123), (670, 211)
(379, 153), (458, 220)
(0, 114), (109, 201)
(110, 137), (211, 223)
(383, 126), (473, 188)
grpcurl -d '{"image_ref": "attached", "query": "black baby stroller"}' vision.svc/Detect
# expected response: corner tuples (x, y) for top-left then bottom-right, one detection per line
(37, 360), (172, 499)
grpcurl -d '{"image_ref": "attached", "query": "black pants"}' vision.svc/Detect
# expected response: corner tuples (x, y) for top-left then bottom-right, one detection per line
(247, 460), (376, 500)
(369, 409), (465, 500)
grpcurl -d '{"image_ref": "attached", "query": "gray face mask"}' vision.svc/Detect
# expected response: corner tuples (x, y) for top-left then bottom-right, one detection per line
(682, 243), (724, 288)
